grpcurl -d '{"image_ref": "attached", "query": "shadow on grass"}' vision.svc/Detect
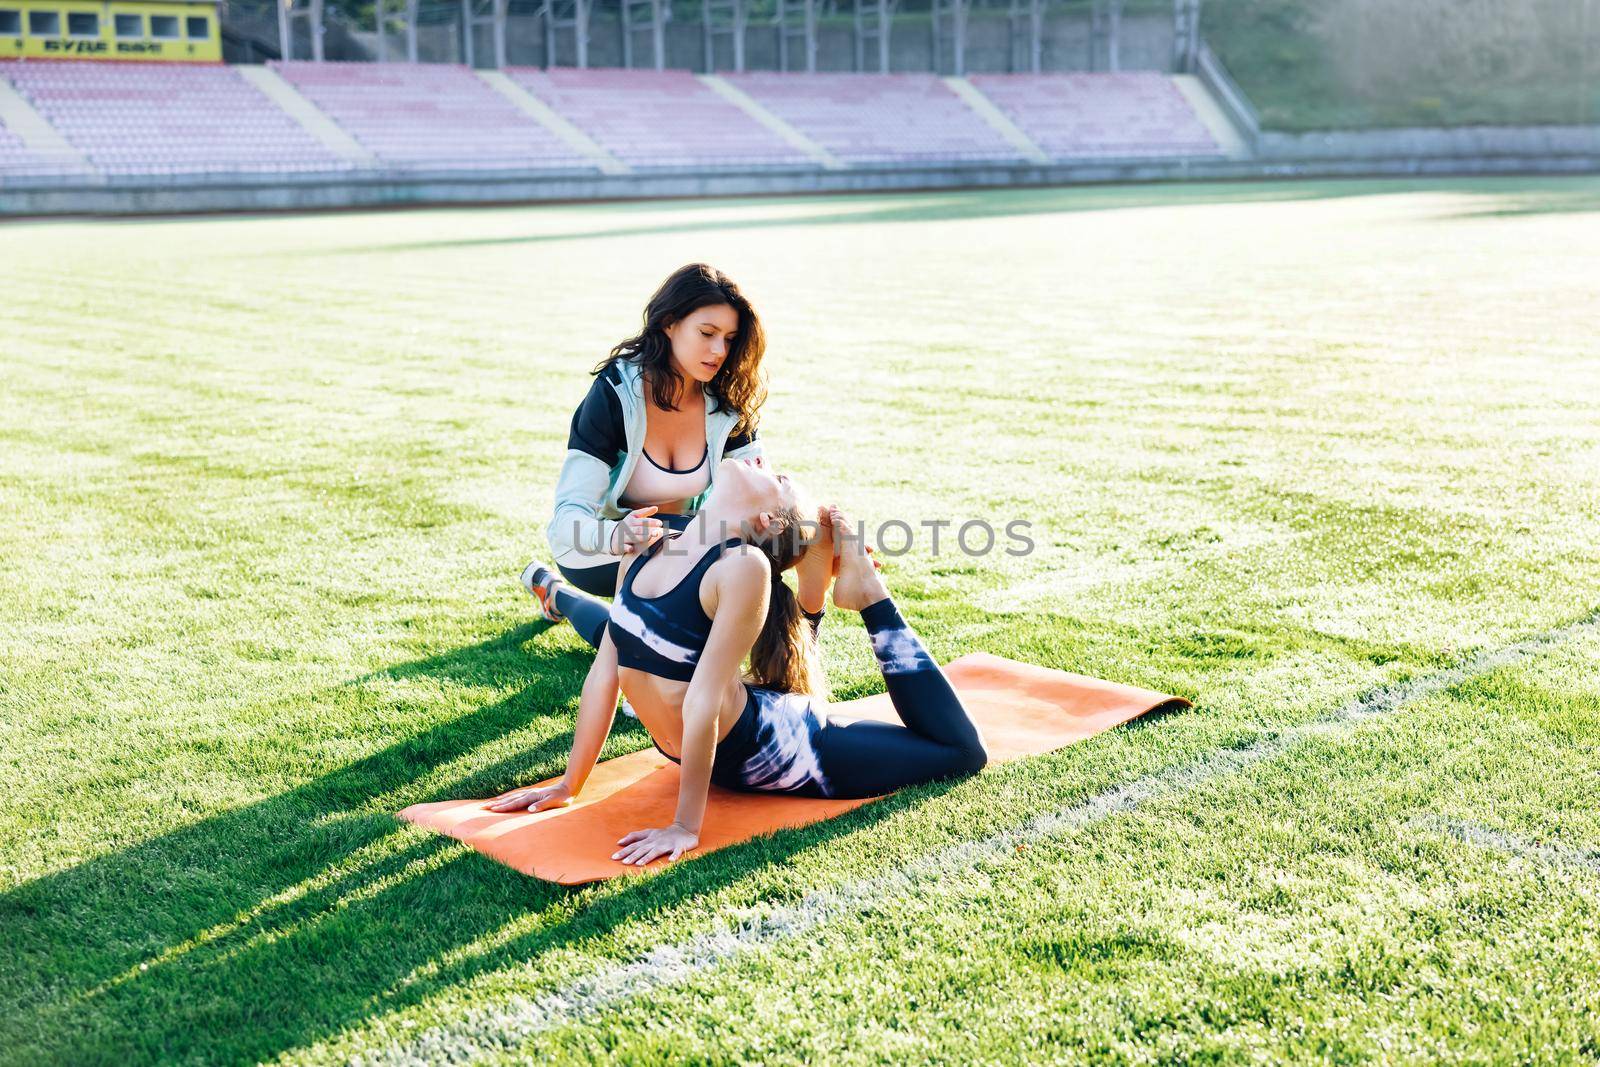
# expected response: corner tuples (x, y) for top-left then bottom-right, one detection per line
(1123, 698), (1195, 732)
(1423, 175), (1600, 220)
(301, 178), (1482, 258)
(0, 623), (951, 1066)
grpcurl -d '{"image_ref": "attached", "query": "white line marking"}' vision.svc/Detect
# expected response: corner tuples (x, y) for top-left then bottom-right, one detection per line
(1413, 816), (1600, 875)
(356, 608), (1600, 1067)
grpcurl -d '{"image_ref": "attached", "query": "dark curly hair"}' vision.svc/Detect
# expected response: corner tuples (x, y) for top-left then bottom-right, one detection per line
(595, 263), (767, 437)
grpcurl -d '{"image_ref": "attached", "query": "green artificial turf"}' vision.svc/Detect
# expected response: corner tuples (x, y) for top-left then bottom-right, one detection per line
(2, 177), (1599, 1065)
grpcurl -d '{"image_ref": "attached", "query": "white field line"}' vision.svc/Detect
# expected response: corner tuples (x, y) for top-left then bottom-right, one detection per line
(1414, 816), (1600, 875)
(356, 608), (1600, 1067)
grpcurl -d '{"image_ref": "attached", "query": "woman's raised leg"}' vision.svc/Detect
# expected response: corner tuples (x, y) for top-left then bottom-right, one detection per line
(798, 508), (987, 797)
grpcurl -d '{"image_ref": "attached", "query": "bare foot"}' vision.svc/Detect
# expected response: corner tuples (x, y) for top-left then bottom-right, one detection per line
(829, 506), (889, 612)
(793, 503), (836, 614)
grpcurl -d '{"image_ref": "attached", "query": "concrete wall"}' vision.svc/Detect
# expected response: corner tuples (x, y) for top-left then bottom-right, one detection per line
(1258, 125), (1600, 161)
(5, 138), (1598, 217)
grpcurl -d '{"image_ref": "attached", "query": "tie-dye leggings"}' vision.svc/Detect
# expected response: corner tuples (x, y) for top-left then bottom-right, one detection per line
(699, 596), (989, 800)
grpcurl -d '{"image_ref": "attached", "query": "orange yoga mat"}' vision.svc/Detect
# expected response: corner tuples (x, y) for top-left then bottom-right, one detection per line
(399, 652), (1188, 885)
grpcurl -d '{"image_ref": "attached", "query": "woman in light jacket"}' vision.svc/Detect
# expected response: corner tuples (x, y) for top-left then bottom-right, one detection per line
(522, 262), (829, 651)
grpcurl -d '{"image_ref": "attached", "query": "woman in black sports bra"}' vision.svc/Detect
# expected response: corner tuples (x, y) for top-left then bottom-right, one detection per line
(489, 457), (989, 868)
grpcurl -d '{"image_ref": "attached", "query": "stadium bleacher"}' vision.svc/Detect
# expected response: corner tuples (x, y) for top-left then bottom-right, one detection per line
(967, 72), (1220, 158)
(508, 67), (811, 170)
(0, 61), (1228, 186)
(722, 72), (1024, 164)
(0, 60), (348, 176)
(270, 61), (596, 171)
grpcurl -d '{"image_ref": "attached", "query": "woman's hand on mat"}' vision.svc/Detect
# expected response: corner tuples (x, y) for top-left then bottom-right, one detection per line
(612, 506), (664, 554)
(612, 823), (698, 866)
(485, 782), (572, 813)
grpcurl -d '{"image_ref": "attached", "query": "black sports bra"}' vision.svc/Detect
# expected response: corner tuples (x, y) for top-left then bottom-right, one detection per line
(607, 534), (745, 683)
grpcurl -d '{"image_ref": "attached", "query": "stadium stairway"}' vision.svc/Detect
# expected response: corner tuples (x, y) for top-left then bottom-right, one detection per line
(510, 67), (831, 172)
(478, 71), (629, 176)
(234, 66), (376, 166)
(966, 72), (1221, 160)
(696, 74), (843, 170)
(268, 61), (601, 173)
(1172, 74), (1251, 159)
(940, 77), (1051, 165)
(719, 71), (1028, 165)
(0, 71), (90, 176)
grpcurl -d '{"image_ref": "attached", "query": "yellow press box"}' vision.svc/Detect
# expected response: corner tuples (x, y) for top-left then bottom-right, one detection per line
(0, 0), (221, 61)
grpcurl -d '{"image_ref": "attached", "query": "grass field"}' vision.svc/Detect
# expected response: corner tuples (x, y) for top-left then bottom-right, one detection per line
(4, 176), (1600, 1065)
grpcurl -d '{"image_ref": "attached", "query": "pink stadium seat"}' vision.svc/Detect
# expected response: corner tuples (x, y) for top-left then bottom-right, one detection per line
(508, 67), (811, 169)
(271, 61), (595, 171)
(0, 62), (1225, 183)
(0, 60), (349, 176)
(967, 73), (1219, 159)
(720, 72), (1023, 164)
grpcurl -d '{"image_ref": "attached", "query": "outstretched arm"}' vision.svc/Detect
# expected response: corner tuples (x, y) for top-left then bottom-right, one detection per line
(486, 628), (621, 812)
(612, 549), (770, 865)
(673, 550), (769, 834)
(561, 629), (623, 795)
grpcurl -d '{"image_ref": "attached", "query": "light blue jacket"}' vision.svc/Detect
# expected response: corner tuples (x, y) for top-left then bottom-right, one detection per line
(546, 357), (764, 570)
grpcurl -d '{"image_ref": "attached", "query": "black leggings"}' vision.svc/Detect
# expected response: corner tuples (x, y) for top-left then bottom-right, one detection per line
(665, 596), (989, 799)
